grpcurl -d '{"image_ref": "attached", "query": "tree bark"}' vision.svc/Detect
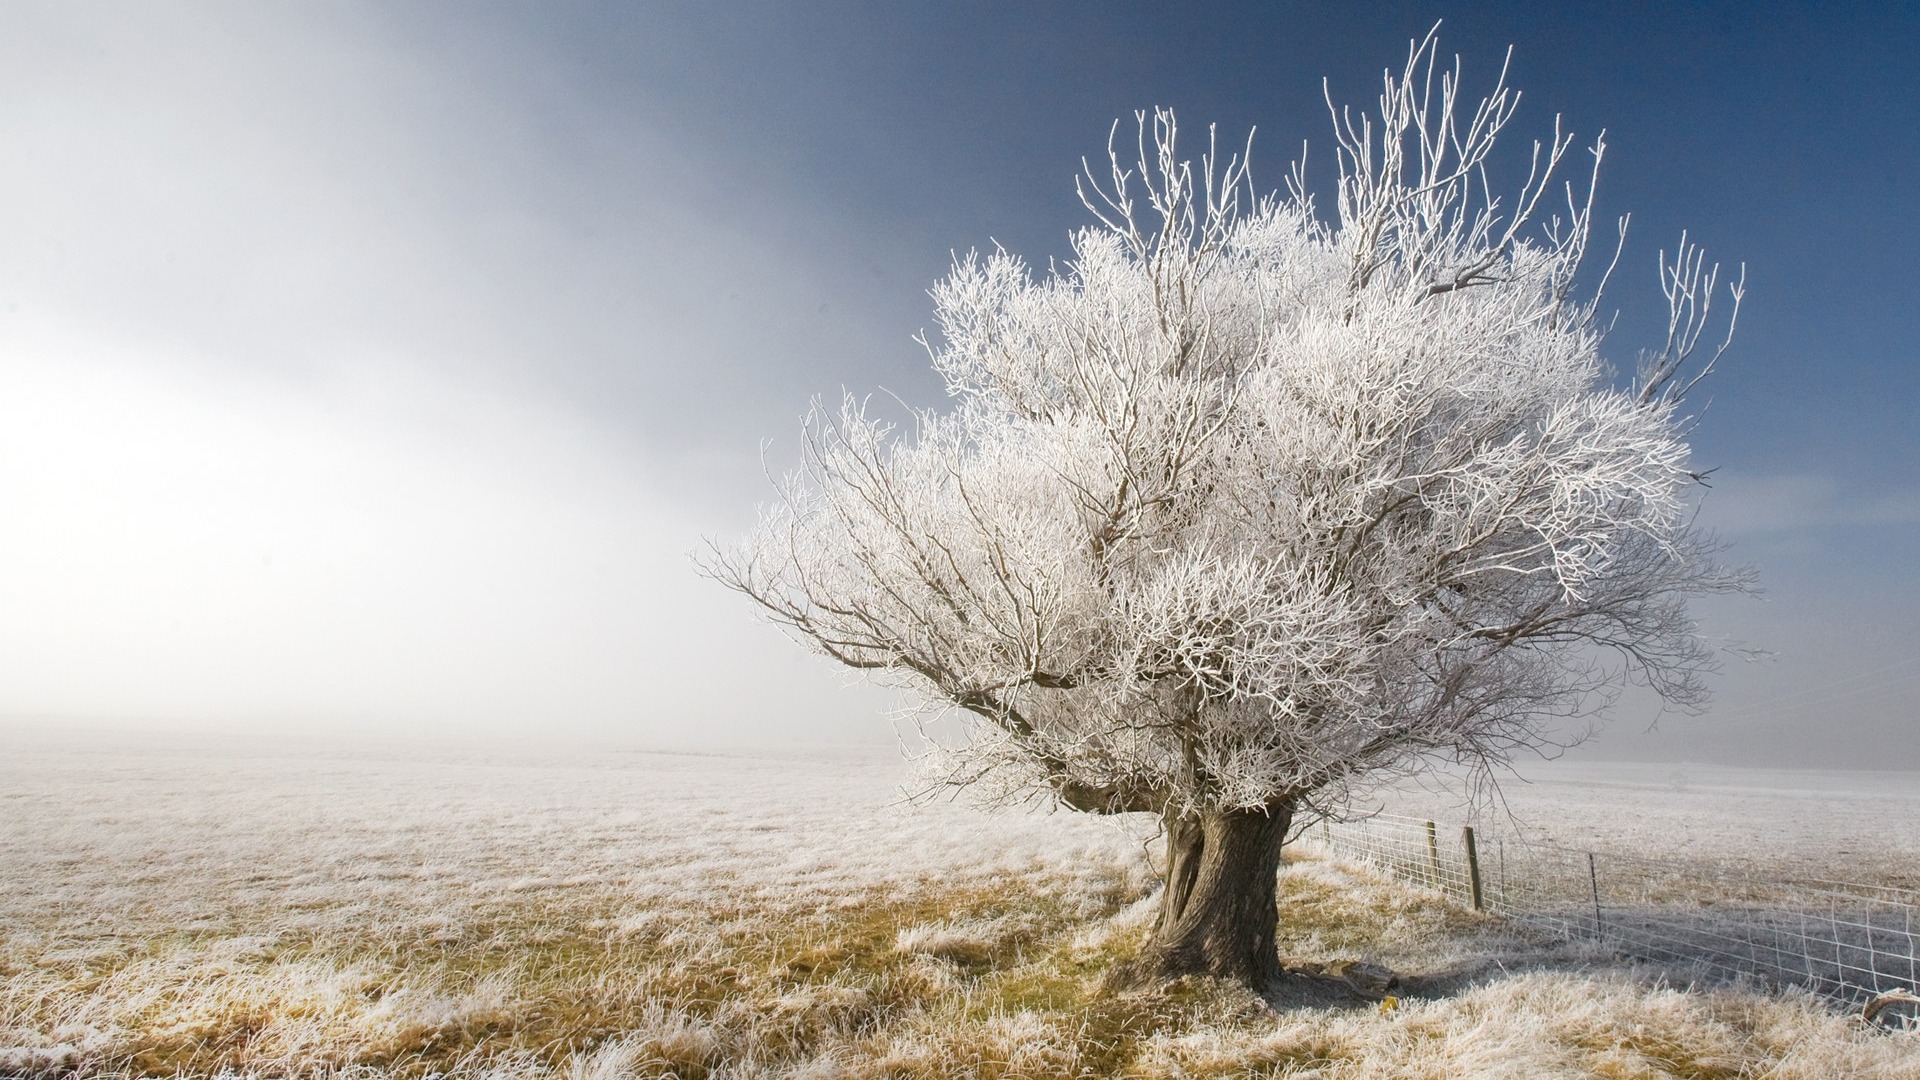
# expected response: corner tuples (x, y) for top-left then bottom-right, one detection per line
(1123, 802), (1292, 988)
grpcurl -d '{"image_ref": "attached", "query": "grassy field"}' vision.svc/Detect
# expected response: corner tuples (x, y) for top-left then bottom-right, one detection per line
(3, 725), (1917, 1078)
(1372, 758), (1920, 892)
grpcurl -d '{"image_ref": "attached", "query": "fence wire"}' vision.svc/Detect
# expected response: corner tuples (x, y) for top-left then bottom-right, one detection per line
(1308, 812), (1920, 1012)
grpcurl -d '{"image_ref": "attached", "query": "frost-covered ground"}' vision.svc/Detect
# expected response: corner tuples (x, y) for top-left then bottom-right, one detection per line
(0, 725), (1154, 936)
(3, 722), (1916, 1078)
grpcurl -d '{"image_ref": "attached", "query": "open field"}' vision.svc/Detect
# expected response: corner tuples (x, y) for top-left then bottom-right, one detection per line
(1369, 759), (1920, 890)
(3, 724), (1918, 1078)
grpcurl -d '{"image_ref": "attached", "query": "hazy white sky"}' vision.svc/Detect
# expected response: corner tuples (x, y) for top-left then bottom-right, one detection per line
(1, 2), (1916, 765)
(0, 2), (903, 743)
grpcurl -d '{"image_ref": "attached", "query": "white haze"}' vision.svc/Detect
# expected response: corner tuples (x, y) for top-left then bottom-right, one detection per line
(0, 3), (1912, 765)
(0, 337), (875, 738)
(0, 2), (892, 743)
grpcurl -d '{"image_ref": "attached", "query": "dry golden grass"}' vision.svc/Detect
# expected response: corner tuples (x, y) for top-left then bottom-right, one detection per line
(3, 729), (1917, 1078)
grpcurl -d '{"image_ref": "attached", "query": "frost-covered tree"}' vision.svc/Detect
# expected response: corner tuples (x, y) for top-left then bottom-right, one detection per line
(706, 38), (1747, 988)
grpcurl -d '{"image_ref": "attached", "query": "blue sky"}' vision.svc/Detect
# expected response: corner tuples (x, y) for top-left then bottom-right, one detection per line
(0, 2), (1915, 766)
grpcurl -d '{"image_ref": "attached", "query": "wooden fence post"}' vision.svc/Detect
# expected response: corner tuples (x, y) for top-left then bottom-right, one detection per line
(1588, 852), (1603, 936)
(1424, 820), (1441, 891)
(1462, 826), (1484, 911)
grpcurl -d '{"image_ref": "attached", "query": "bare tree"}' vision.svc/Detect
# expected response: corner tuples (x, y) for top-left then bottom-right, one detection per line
(704, 35), (1749, 988)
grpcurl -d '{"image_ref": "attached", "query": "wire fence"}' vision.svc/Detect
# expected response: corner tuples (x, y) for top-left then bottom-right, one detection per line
(1307, 812), (1920, 1015)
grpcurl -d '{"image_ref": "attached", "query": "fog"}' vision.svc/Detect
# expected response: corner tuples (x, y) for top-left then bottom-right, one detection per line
(0, 343), (879, 740)
(1, 2), (1916, 766)
(0, 1), (900, 743)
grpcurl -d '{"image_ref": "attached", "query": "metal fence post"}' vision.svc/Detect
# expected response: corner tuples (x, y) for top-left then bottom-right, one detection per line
(1462, 826), (1484, 911)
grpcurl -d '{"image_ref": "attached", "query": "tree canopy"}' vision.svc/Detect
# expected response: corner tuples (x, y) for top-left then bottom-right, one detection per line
(710, 36), (1745, 836)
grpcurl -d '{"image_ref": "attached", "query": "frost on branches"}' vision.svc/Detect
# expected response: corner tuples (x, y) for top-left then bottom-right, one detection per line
(706, 38), (1748, 986)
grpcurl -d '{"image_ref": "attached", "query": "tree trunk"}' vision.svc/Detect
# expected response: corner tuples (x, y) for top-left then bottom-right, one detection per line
(1125, 802), (1291, 987)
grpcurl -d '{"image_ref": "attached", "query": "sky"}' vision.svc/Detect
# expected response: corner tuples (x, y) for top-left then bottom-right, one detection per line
(0, 1), (1916, 767)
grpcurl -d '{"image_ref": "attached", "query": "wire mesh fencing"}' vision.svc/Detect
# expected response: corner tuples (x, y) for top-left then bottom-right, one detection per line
(1305, 812), (1920, 1012)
